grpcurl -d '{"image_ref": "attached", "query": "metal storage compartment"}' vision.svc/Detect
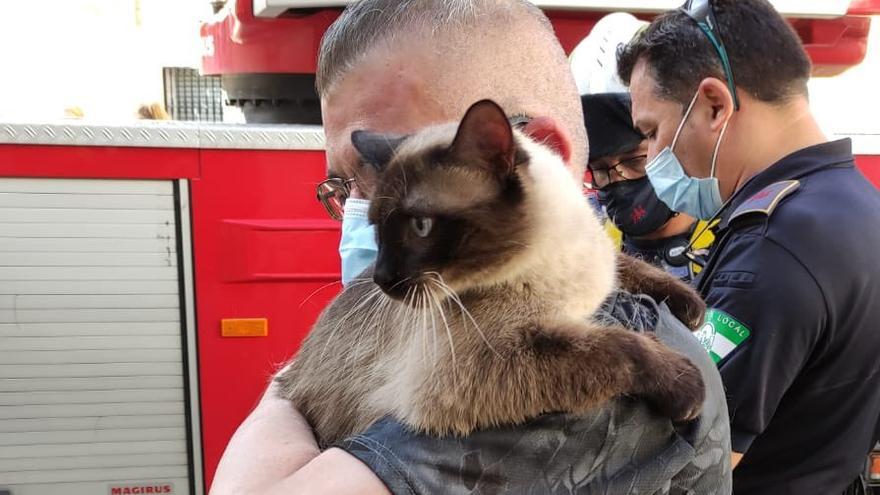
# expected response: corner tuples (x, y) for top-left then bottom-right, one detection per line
(0, 177), (201, 495)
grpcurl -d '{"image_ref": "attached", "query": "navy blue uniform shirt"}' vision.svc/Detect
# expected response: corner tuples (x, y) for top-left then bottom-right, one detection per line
(695, 139), (880, 494)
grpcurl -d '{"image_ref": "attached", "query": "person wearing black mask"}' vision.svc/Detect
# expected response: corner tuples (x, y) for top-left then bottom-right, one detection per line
(583, 92), (710, 281)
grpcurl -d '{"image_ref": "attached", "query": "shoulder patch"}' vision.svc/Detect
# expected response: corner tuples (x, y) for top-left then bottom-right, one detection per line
(694, 309), (751, 364)
(730, 180), (800, 223)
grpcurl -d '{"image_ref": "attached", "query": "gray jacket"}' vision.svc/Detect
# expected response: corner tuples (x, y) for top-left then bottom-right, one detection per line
(339, 292), (732, 494)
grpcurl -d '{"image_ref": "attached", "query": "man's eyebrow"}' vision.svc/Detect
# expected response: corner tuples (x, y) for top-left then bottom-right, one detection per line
(327, 171), (345, 180)
(632, 119), (650, 134)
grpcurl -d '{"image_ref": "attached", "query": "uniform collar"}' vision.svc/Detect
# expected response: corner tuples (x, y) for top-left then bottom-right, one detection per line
(717, 138), (854, 230)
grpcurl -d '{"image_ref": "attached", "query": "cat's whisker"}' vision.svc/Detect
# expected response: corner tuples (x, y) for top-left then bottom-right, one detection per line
(386, 276), (413, 297)
(383, 206), (398, 222)
(417, 287), (428, 366)
(427, 285), (458, 390)
(299, 280), (346, 308)
(425, 284), (440, 377)
(427, 277), (502, 358)
(418, 285), (428, 365)
(319, 286), (383, 362)
(396, 149), (409, 195)
(400, 285), (417, 356)
(345, 290), (390, 377)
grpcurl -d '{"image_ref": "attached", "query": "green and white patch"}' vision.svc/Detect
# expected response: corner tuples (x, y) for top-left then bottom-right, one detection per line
(694, 309), (751, 364)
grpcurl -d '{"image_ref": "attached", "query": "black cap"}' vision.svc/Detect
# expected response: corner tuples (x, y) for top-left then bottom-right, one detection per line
(582, 92), (645, 163)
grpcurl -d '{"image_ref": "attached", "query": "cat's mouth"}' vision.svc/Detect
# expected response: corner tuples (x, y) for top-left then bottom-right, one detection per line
(376, 272), (456, 306)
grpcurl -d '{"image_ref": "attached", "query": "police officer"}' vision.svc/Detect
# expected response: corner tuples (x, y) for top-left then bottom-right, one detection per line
(582, 92), (713, 282)
(618, 0), (880, 493)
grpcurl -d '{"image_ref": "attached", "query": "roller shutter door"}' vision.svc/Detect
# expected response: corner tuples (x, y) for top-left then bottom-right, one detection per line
(0, 178), (193, 495)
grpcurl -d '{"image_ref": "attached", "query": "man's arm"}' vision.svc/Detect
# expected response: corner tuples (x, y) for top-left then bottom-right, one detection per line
(702, 232), (825, 461)
(209, 377), (390, 495)
(731, 452), (744, 469)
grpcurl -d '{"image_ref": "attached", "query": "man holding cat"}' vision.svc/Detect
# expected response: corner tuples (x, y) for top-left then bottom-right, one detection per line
(618, 0), (880, 493)
(210, 1), (732, 494)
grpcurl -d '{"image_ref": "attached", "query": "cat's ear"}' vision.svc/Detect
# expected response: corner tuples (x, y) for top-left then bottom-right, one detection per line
(351, 131), (408, 172)
(449, 99), (515, 177)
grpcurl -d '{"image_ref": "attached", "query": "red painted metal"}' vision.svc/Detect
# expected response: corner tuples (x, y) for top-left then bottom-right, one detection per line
(849, 0), (880, 15)
(1, 141), (876, 491)
(0, 142), (340, 490)
(0, 145), (199, 179)
(856, 155), (880, 188)
(546, 11), (601, 55)
(189, 148), (341, 488)
(201, 3), (875, 77)
(200, 2), (339, 75)
(791, 16), (872, 76)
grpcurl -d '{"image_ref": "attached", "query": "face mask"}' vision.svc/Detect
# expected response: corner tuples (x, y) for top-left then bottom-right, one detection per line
(339, 198), (378, 287)
(597, 177), (674, 237)
(645, 91), (730, 220)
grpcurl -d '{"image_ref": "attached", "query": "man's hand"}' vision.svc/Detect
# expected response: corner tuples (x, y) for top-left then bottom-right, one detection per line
(209, 375), (390, 495)
(732, 452), (744, 469)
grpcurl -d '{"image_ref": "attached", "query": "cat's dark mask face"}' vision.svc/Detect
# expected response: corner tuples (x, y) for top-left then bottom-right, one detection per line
(351, 99), (532, 300)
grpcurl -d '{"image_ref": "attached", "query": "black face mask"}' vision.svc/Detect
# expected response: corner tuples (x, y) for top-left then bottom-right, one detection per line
(597, 177), (675, 237)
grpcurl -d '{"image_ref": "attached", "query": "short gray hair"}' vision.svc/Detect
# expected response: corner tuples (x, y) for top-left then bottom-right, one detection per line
(316, 0), (549, 97)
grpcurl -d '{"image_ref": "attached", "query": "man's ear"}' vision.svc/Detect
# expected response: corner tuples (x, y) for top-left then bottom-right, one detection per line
(351, 131), (408, 172)
(449, 99), (515, 177)
(521, 116), (572, 164)
(698, 77), (736, 131)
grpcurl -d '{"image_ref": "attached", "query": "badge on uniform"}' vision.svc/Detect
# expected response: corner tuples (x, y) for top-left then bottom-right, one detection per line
(694, 309), (751, 364)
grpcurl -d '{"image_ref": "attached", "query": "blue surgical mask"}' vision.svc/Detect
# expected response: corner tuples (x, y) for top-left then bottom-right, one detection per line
(645, 91), (730, 220)
(339, 198), (378, 287)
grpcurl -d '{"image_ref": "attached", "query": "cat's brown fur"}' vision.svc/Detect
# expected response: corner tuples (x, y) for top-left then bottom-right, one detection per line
(277, 100), (705, 447)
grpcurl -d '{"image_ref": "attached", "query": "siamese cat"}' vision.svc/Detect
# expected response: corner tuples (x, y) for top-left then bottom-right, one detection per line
(277, 99), (705, 447)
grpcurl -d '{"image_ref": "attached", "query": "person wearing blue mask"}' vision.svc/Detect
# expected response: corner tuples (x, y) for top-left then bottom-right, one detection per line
(316, 177), (376, 286)
(211, 1), (734, 494)
(583, 92), (712, 282)
(618, 0), (880, 493)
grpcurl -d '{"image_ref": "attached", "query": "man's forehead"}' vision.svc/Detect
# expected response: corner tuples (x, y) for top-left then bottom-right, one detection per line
(628, 61), (656, 128)
(322, 46), (452, 176)
(628, 59), (681, 130)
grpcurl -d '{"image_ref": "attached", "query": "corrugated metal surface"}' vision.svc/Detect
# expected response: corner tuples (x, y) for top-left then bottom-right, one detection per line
(0, 121), (325, 150)
(0, 178), (191, 495)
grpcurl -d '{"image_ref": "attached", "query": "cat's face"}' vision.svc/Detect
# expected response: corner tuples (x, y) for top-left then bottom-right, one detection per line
(353, 100), (534, 300)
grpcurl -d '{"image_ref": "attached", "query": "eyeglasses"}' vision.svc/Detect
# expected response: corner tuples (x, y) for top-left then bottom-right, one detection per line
(682, 0), (740, 110)
(316, 177), (357, 221)
(589, 154), (648, 190)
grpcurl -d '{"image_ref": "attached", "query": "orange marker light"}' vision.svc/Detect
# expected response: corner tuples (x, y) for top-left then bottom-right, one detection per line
(221, 318), (268, 337)
(870, 453), (880, 481)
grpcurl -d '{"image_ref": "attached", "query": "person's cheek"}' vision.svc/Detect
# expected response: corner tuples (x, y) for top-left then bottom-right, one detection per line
(647, 142), (659, 161)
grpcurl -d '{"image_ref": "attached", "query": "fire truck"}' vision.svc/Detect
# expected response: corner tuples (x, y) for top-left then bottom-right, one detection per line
(0, 1), (878, 494)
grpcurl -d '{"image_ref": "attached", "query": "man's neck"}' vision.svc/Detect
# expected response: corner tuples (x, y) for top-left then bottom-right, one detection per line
(725, 98), (827, 199)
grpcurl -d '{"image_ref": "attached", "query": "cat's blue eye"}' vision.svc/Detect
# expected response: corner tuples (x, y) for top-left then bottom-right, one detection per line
(411, 217), (433, 238)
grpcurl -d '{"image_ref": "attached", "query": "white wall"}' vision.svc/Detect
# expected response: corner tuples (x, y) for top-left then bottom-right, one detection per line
(0, 0), (212, 121)
(810, 16), (880, 137)
(0, 1), (876, 131)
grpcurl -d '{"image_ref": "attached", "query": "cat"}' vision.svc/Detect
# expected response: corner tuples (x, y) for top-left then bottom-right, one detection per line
(276, 99), (705, 447)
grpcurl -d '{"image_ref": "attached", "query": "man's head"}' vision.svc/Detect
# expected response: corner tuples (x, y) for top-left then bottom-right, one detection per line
(616, 0), (813, 201)
(317, 0), (587, 198)
(583, 92), (689, 239)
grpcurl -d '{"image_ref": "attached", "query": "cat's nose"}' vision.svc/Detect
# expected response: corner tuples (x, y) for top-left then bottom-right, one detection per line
(374, 264), (406, 299)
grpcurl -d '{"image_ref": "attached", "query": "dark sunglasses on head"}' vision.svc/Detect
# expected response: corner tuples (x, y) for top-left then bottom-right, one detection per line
(681, 0), (741, 110)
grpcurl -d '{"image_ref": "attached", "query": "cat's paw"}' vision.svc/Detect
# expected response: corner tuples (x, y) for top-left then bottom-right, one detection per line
(659, 278), (706, 331)
(639, 343), (705, 423)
